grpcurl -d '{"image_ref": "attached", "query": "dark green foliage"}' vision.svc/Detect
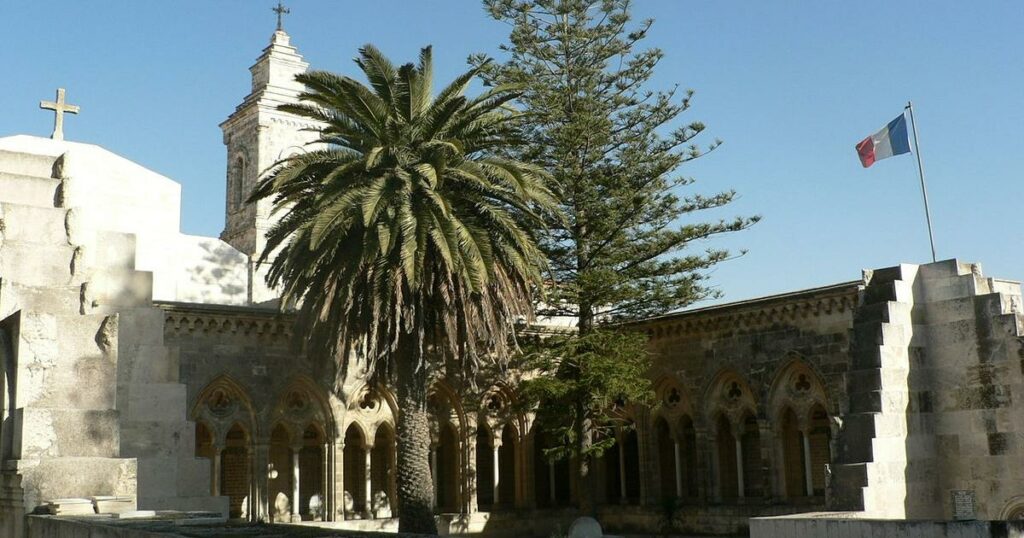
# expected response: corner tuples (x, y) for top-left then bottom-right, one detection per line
(521, 329), (654, 462)
(478, 0), (758, 508)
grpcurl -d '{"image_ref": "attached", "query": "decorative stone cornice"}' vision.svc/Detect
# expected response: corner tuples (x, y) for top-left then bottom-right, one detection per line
(632, 281), (862, 339)
(157, 301), (293, 339)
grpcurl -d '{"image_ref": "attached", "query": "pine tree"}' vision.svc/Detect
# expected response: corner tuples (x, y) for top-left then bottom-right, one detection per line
(478, 0), (759, 510)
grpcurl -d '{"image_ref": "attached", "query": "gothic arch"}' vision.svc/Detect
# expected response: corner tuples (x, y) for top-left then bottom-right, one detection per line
(191, 374), (257, 444)
(478, 382), (526, 445)
(767, 356), (833, 499)
(268, 375), (336, 441)
(652, 375), (693, 433)
(767, 355), (832, 427)
(702, 368), (758, 430)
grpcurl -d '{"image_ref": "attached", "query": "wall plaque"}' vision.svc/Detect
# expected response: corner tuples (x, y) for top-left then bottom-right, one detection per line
(951, 489), (976, 521)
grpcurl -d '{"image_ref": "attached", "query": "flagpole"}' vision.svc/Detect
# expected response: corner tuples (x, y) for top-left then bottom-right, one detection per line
(906, 101), (937, 263)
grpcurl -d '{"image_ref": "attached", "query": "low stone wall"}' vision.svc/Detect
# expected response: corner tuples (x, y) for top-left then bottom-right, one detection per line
(750, 513), (1024, 537)
(26, 515), (435, 538)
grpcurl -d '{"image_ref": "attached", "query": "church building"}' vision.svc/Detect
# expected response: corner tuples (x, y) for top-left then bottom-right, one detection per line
(2, 22), (1024, 538)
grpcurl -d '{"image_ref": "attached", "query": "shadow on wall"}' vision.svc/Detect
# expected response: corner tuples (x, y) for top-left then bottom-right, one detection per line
(180, 237), (248, 304)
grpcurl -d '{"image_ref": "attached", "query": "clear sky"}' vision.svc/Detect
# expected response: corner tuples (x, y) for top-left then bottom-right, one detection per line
(3, 1), (1023, 307)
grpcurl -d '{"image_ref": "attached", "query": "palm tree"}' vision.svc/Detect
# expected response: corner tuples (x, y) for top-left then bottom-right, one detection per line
(249, 45), (555, 534)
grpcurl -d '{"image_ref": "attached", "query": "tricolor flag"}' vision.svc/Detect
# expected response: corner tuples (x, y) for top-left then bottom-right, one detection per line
(856, 113), (912, 168)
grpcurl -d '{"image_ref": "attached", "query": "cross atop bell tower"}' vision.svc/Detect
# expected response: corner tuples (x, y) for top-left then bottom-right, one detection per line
(219, 16), (323, 265)
(272, 2), (290, 31)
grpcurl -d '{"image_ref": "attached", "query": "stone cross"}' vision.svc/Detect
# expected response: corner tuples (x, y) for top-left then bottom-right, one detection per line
(272, 2), (290, 31)
(39, 88), (79, 141)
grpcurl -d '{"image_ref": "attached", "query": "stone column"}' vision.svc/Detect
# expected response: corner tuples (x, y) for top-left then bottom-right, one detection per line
(492, 436), (502, 506)
(212, 445), (223, 497)
(430, 444), (439, 510)
(334, 441), (346, 521)
(322, 442), (331, 521)
(254, 442), (270, 522)
(618, 437), (628, 503)
(364, 443), (373, 518)
(291, 445), (302, 522)
(802, 431), (814, 496)
(735, 434), (745, 499)
(548, 460), (556, 504)
(673, 439), (683, 498)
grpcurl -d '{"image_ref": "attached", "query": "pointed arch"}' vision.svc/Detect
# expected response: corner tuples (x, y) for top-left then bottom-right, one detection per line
(269, 374), (337, 441)
(192, 374), (257, 444)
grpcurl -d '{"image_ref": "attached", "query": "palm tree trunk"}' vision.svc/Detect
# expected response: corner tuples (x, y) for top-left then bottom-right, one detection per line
(395, 343), (437, 534)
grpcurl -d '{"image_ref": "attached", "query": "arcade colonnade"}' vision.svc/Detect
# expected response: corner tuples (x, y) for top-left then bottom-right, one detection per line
(190, 360), (837, 522)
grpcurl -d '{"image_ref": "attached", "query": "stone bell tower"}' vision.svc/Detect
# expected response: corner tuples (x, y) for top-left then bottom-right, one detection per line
(219, 26), (322, 259)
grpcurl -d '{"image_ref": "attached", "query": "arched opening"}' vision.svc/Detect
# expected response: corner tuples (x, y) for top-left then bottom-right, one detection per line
(435, 421), (460, 512)
(371, 423), (395, 517)
(741, 412), (763, 498)
(533, 432), (570, 508)
(343, 424), (367, 517)
(604, 427), (641, 504)
(498, 426), (516, 507)
(476, 424), (495, 509)
(230, 155), (245, 210)
(622, 428), (641, 503)
(194, 422), (216, 497)
(655, 417), (676, 500)
(716, 415), (738, 500)
(299, 424), (325, 519)
(222, 423), (250, 519)
(269, 424), (293, 520)
(808, 404), (831, 496)
(780, 407), (806, 498)
(679, 416), (698, 498)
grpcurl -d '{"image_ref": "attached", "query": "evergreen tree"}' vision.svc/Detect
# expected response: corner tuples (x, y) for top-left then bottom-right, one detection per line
(479, 0), (759, 510)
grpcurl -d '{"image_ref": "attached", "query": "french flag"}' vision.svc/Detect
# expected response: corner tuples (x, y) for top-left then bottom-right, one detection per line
(856, 113), (912, 168)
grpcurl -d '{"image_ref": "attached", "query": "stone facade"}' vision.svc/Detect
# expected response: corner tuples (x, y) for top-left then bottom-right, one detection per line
(3, 25), (1024, 538)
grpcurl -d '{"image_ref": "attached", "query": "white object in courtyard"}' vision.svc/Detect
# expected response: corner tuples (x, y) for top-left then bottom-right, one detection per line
(568, 517), (604, 538)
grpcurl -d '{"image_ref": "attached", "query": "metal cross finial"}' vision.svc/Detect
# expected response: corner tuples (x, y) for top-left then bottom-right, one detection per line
(39, 88), (80, 141)
(272, 2), (290, 31)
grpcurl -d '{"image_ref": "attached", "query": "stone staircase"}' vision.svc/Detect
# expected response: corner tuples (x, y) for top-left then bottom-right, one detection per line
(831, 260), (1024, 519)
(0, 147), (225, 533)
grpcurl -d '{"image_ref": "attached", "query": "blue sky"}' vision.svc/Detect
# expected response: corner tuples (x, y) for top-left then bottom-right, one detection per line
(3, 1), (1023, 306)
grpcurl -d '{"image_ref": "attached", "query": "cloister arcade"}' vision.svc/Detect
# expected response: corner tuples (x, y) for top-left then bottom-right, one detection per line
(189, 358), (838, 522)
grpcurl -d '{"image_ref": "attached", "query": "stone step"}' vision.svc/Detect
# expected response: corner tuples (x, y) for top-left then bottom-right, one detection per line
(125, 383), (187, 423)
(13, 408), (120, 459)
(0, 149), (58, 179)
(0, 203), (68, 245)
(82, 269), (154, 313)
(11, 456), (136, 507)
(0, 172), (60, 208)
(137, 495), (228, 516)
(13, 312), (117, 410)
(0, 282), (81, 317)
(0, 241), (77, 287)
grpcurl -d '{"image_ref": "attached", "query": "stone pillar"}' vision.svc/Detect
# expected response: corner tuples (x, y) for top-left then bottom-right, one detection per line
(254, 442), (270, 522)
(492, 437), (502, 506)
(322, 442), (331, 521)
(735, 435), (745, 499)
(673, 439), (683, 498)
(334, 441), (346, 521)
(618, 437), (628, 503)
(430, 444), (439, 510)
(548, 460), (556, 504)
(364, 442), (373, 518)
(291, 446), (302, 522)
(802, 431), (814, 496)
(212, 445), (223, 497)
(464, 432), (478, 514)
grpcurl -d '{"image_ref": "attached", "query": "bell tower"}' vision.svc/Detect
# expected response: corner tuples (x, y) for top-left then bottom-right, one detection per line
(219, 27), (322, 258)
